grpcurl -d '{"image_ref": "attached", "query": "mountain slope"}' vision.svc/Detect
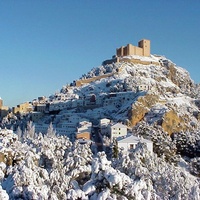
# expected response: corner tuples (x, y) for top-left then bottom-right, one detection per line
(48, 54), (199, 135)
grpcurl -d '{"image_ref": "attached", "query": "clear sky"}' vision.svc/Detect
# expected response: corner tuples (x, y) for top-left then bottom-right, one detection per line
(0, 1), (200, 107)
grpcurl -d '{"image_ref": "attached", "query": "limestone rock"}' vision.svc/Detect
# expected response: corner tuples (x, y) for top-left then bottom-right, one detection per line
(128, 94), (159, 127)
(161, 109), (187, 135)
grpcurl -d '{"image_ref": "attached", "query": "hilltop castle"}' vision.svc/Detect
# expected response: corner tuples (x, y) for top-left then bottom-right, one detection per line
(116, 39), (150, 57)
(102, 39), (151, 65)
(77, 39), (154, 86)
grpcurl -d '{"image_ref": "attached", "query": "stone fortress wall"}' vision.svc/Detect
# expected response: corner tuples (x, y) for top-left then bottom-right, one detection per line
(116, 39), (150, 57)
(76, 39), (157, 87)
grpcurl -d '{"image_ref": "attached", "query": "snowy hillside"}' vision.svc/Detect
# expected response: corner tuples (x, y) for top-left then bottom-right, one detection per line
(44, 54), (200, 133)
(1, 54), (200, 199)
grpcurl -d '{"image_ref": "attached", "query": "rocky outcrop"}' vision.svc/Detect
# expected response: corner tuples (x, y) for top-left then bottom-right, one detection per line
(162, 61), (194, 94)
(128, 94), (159, 127)
(128, 93), (193, 135)
(161, 109), (188, 135)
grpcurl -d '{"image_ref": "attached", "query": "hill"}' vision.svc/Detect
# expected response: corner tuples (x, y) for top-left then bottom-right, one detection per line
(1, 52), (200, 199)
(42, 54), (200, 135)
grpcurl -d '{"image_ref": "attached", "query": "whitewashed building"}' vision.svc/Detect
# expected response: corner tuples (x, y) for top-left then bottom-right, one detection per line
(99, 118), (110, 136)
(137, 84), (150, 92)
(110, 123), (127, 139)
(35, 123), (49, 134)
(117, 135), (153, 154)
(76, 121), (92, 140)
(31, 112), (44, 122)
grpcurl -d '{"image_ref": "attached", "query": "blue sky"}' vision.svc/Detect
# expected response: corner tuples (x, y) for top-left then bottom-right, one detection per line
(0, 1), (200, 107)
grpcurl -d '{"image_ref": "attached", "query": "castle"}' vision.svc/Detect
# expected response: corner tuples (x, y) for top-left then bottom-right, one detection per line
(116, 39), (150, 57)
(77, 39), (153, 86)
(102, 39), (151, 66)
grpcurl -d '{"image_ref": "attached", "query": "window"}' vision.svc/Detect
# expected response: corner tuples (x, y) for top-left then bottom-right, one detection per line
(130, 144), (134, 149)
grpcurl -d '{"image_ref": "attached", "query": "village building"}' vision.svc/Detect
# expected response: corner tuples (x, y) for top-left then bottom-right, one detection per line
(56, 121), (77, 139)
(38, 96), (47, 104)
(31, 112), (44, 122)
(76, 121), (92, 140)
(13, 102), (33, 114)
(137, 84), (150, 92)
(110, 123), (128, 140)
(84, 94), (97, 106)
(35, 123), (49, 134)
(35, 103), (47, 113)
(99, 118), (111, 136)
(117, 135), (153, 154)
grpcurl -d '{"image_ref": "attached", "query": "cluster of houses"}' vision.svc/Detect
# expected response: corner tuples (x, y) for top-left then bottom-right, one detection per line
(0, 87), (153, 154)
(3, 73), (153, 121)
(34, 115), (153, 154)
(98, 118), (153, 153)
(33, 90), (143, 115)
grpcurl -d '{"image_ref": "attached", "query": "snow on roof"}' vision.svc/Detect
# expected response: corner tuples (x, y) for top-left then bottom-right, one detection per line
(117, 135), (152, 144)
(111, 123), (127, 129)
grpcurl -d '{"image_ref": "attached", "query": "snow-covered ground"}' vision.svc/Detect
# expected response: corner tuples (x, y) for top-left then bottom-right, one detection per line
(0, 129), (200, 199)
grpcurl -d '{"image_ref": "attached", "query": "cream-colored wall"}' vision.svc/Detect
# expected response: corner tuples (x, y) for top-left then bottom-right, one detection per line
(13, 102), (32, 114)
(135, 46), (143, 56)
(111, 126), (127, 139)
(116, 39), (150, 57)
(116, 47), (124, 57)
(138, 39), (150, 56)
(76, 132), (90, 140)
(127, 44), (134, 55)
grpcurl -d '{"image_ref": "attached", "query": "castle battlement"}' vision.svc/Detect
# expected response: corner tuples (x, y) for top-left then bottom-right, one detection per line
(116, 39), (150, 57)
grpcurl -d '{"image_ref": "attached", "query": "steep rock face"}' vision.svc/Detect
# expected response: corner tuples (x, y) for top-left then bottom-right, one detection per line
(162, 61), (194, 94)
(128, 93), (159, 127)
(161, 109), (187, 135)
(0, 152), (5, 163)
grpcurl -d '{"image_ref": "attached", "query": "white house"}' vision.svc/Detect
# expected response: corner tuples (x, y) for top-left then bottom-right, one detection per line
(137, 84), (150, 92)
(56, 121), (77, 137)
(117, 135), (153, 154)
(31, 111), (44, 122)
(76, 121), (92, 140)
(99, 118), (110, 136)
(110, 123), (127, 139)
(35, 123), (49, 134)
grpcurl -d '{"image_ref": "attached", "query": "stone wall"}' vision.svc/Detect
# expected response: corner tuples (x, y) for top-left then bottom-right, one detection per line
(128, 94), (159, 127)
(116, 39), (150, 57)
(76, 73), (114, 87)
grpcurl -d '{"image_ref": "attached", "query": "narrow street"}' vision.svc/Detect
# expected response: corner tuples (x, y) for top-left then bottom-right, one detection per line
(92, 126), (103, 152)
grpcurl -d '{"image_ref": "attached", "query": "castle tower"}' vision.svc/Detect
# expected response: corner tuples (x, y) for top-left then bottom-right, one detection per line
(138, 39), (150, 56)
(116, 46), (124, 57)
